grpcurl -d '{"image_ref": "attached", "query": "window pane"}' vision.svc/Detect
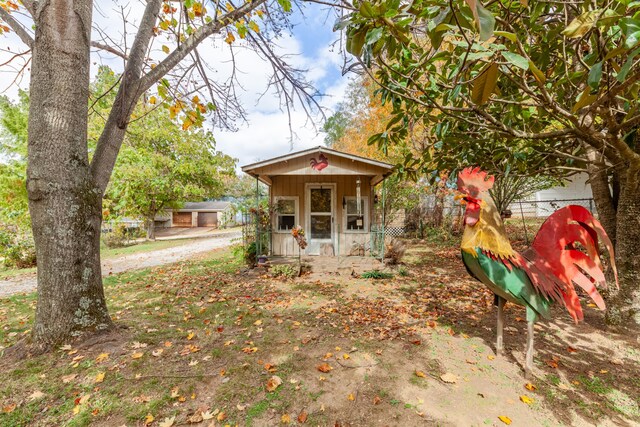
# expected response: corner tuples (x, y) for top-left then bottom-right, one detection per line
(277, 199), (295, 214)
(346, 199), (364, 215)
(310, 215), (332, 239)
(310, 189), (331, 213)
(278, 215), (295, 230)
(347, 215), (364, 230)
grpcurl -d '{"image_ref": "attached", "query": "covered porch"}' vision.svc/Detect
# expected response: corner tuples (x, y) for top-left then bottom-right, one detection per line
(241, 146), (394, 258)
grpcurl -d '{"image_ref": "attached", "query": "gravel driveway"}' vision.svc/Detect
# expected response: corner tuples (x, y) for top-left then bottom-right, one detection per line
(0, 230), (241, 298)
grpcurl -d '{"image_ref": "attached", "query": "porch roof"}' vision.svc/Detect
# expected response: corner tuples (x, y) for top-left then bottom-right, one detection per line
(241, 146), (394, 186)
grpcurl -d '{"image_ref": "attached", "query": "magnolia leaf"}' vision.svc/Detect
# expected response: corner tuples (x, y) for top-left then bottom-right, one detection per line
(620, 18), (640, 49)
(494, 31), (517, 42)
(502, 51), (529, 70)
(476, 4), (495, 41)
(572, 86), (597, 112)
(528, 60), (546, 83)
(561, 10), (600, 38)
(471, 62), (499, 105)
(617, 47), (640, 82)
(587, 61), (603, 90)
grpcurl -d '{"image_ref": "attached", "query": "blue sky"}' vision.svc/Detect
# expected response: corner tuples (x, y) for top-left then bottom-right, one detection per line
(0, 1), (353, 169)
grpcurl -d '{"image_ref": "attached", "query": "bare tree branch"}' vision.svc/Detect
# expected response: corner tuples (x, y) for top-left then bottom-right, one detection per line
(0, 7), (34, 48)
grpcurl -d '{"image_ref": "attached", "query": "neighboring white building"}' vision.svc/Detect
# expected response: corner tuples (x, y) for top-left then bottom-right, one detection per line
(511, 173), (595, 217)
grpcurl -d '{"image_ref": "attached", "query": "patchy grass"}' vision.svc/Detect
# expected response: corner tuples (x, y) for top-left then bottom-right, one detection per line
(1, 240), (639, 427)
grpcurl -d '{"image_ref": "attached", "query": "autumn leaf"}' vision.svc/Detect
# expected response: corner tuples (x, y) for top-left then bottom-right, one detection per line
(297, 410), (308, 423)
(347, 393), (355, 401)
(415, 370), (427, 378)
(187, 332), (195, 340)
(27, 391), (45, 401)
(217, 411), (227, 421)
(94, 372), (105, 383)
(254, 319), (263, 326)
(2, 404), (16, 413)
(373, 396), (382, 405)
(498, 415), (512, 425)
(342, 353), (350, 360)
(158, 416), (176, 427)
(317, 363), (333, 373)
(524, 383), (537, 391)
(281, 413), (291, 424)
(144, 413), (155, 426)
(440, 372), (458, 383)
(225, 32), (235, 44)
(266, 375), (283, 392)
(95, 353), (109, 363)
(132, 352), (144, 359)
(520, 395), (534, 405)
(62, 374), (77, 383)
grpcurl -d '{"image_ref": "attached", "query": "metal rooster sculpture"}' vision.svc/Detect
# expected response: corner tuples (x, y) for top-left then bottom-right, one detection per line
(310, 153), (329, 172)
(456, 167), (618, 376)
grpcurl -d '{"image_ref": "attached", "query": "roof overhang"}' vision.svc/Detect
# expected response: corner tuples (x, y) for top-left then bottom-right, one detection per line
(241, 146), (394, 186)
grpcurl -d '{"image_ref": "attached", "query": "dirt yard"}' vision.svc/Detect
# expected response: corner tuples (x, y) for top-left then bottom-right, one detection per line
(0, 238), (638, 427)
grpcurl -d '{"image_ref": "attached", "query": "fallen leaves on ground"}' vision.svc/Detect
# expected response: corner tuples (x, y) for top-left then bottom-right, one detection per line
(524, 383), (537, 391)
(520, 395), (534, 405)
(498, 415), (512, 425)
(440, 372), (458, 383)
(415, 370), (427, 378)
(317, 363), (333, 373)
(266, 375), (283, 392)
(297, 411), (308, 423)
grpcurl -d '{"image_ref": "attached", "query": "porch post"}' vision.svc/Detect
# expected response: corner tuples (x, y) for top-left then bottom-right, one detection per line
(255, 177), (261, 257)
(381, 179), (386, 264)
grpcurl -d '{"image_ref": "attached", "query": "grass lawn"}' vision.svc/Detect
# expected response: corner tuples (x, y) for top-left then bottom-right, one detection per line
(1, 239), (639, 427)
(0, 238), (199, 280)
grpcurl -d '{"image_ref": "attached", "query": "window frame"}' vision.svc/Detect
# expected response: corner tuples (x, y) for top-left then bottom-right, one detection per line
(273, 196), (299, 233)
(343, 196), (369, 234)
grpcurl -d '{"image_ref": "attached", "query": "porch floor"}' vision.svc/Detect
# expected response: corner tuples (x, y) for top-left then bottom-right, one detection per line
(269, 255), (384, 277)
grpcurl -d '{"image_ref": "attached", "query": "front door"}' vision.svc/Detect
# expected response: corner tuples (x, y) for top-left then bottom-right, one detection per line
(307, 184), (334, 255)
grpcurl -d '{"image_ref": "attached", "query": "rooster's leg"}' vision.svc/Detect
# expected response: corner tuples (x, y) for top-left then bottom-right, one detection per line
(495, 294), (505, 355)
(525, 320), (535, 378)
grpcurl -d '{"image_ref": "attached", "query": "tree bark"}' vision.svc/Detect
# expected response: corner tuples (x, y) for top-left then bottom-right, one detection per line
(27, 0), (112, 350)
(146, 218), (156, 240)
(605, 165), (640, 328)
(585, 148), (617, 244)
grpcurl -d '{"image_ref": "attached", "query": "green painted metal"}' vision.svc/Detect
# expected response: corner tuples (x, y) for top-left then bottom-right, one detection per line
(462, 248), (549, 322)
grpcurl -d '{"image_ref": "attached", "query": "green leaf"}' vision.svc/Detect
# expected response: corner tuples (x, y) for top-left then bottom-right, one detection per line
(476, 4), (495, 41)
(528, 60), (546, 83)
(277, 0), (292, 12)
(620, 18), (640, 48)
(561, 10), (600, 38)
(347, 27), (367, 57)
(472, 62), (499, 105)
(617, 47), (640, 82)
(359, 2), (377, 18)
(502, 51), (529, 70)
(587, 61), (603, 90)
(494, 31), (517, 42)
(365, 27), (383, 45)
(572, 86), (597, 112)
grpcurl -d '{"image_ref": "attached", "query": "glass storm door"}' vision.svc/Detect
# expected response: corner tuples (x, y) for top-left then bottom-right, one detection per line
(307, 186), (334, 254)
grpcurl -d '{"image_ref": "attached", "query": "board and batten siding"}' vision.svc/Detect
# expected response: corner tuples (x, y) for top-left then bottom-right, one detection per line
(270, 175), (374, 256)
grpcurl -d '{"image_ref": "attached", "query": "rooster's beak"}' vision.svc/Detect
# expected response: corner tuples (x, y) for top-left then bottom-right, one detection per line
(454, 193), (465, 203)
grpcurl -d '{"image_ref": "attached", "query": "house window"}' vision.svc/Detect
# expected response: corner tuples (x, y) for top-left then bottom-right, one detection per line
(275, 197), (298, 232)
(344, 197), (368, 232)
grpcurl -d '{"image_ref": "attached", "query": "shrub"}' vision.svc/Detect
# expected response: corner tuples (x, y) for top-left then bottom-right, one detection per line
(102, 223), (134, 248)
(270, 264), (298, 279)
(361, 270), (393, 280)
(384, 238), (406, 265)
(244, 241), (257, 265)
(0, 225), (36, 269)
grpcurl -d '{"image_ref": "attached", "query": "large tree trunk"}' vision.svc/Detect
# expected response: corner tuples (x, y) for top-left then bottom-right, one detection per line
(27, 0), (113, 350)
(585, 148), (617, 244)
(605, 165), (640, 328)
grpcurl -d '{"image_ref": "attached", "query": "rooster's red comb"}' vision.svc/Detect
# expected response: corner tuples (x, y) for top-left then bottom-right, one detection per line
(457, 167), (495, 197)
